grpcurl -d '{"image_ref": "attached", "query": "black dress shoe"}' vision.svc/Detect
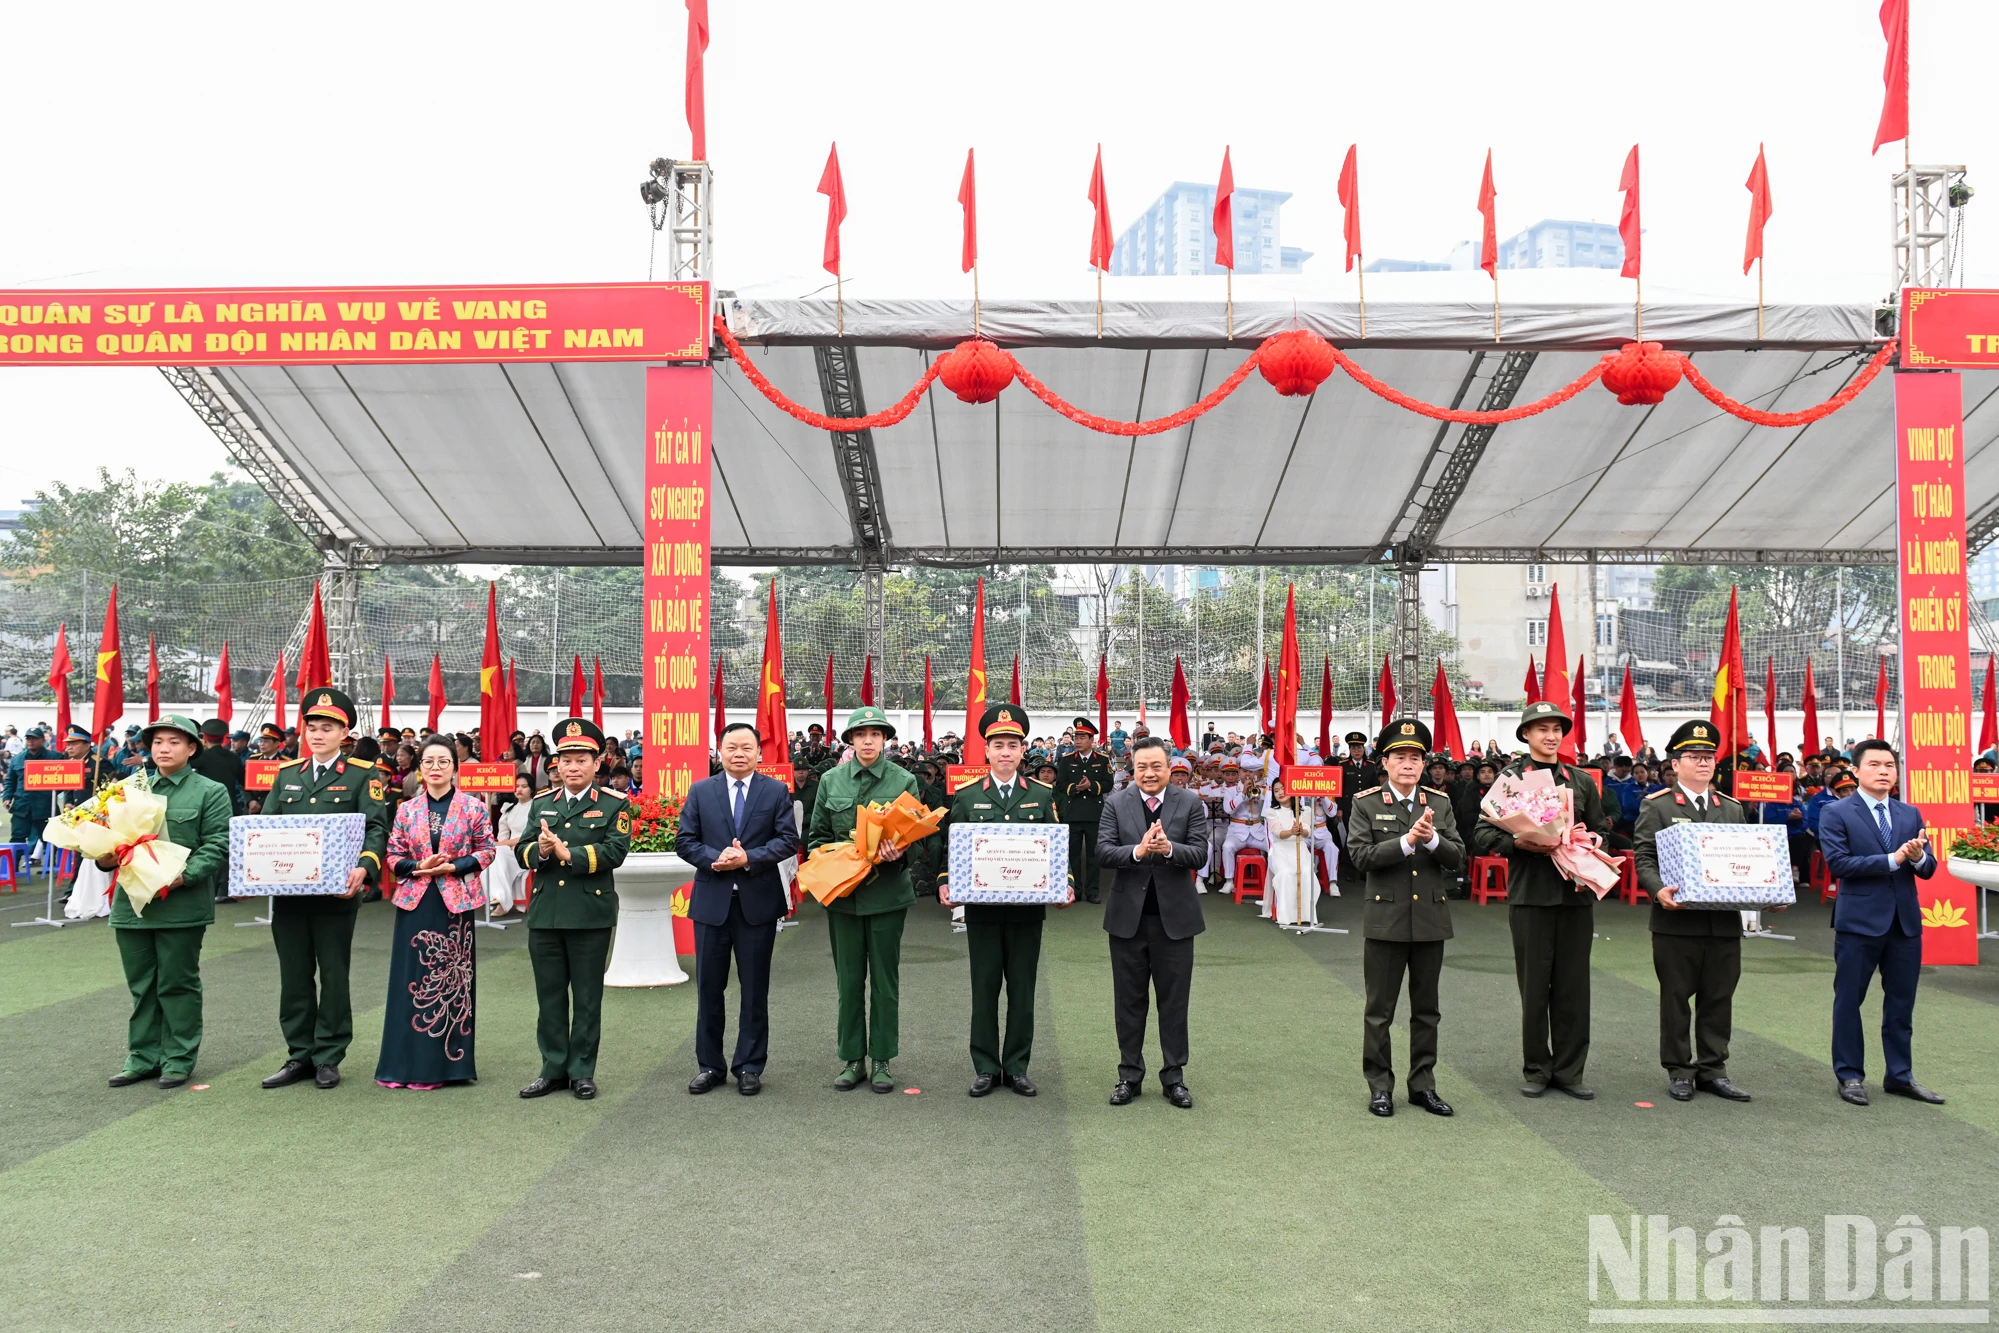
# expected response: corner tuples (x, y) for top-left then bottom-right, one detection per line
(1698, 1077), (1752, 1103)
(1408, 1089), (1454, 1117)
(1552, 1081), (1596, 1101)
(1884, 1079), (1945, 1105)
(1368, 1090), (1394, 1117)
(1009, 1074), (1037, 1097)
(262, 1060), (313, 1089)
(1164, 1083), (1194, 1109)
(1838, 1079), (1869, 1106)
(737, 1071), (761, 1096)
(157, 1073), (190, 1089)
(109, 1070), (160, 1088)
(519, 1076), (568, 1099)
(688, 1069), (727, 1095)
(969, 1073), (998, 1098)
(572, 1078), (597, 1100)
(1109, 1080), (1140, 1106)
(1668, 1078), (1694, 1102)
(1520, 1081), (1548, 1098)
(314, 1065), (341, 1090)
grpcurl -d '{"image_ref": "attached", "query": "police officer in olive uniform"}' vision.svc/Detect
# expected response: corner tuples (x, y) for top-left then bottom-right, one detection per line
(1055, 718), (1114, 904)
(257, 688), (388, 1090)
(1346, 719), (1464, 1118)
(1633, 719), (1759, 1104)
(1336, 731), (1380, 887)
(516, 718), (630, 1101)
(939, 704), (1073, 1098)
(1472, 699), (1611, 1100)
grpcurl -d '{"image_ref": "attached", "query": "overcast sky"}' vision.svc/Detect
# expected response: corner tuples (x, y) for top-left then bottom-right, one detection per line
(3, 0), (1994, 506)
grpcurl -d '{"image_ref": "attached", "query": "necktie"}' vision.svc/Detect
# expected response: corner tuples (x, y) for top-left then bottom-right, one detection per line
(1695, 795), (1705, 814)
(732, 779), (746, 833)
(1876, 802), (1892, 847)
(1146, 796), (1160, 816)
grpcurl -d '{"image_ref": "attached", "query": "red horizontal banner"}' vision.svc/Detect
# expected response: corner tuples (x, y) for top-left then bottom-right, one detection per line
(0, 282), (707, 367)
(758, 762), (795, 793)
(23, 759), (84, 791)
(1731, 771), (1796, 803)
(946, 763), (990, 794)
(1280, 765), (1343, 798)
(458, 761), (518, 794)
(244, 759), (281, 792)
(1902, 288), (1999, 370)
(1972, 773), (1999, 803)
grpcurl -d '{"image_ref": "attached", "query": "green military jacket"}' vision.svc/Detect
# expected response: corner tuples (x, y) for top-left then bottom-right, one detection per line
(808, 755), (921, 916)
(109, 765), (233, 930)
(516, 783), (630, 930)
(940, 772), (1069, 924)
(258, 753), (390, 897)
(1345, 783), (1465, 942)
(1632, 783), (1747, 939)
(1054, 750), (1114, 823)
(1471, 759), (1611, 909)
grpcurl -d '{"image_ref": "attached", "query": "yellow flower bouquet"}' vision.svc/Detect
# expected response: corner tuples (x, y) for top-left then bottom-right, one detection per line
(41, 773), (192, 915)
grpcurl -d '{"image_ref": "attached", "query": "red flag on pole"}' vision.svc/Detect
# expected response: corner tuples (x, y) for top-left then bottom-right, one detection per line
(755, 579), (788, 765)
(1802, 658), (1822, 758)
(1095, 654), (1109, 743)
(591, 656), (605, 731)
(964, 577), (988, 766)
(817, 144), (846, 276)
(1743, 144), (1774, 274)
(1476, 150), (1498, 277)
(1543, 585), (1574, 760)
(922, 656), (935, 751)
(478, 582), (504, 761)
(1010, 654), (1021, 707)
(1274, 586), (1301, 772)
(1618, 663), (1645, 758)
(1430, 659), (1465, 761)
(213, 642), (233, 725)
(860, 655), (874, 706)
(379, 655), (394, 731)
(1617, 146), (1642, 279)
(823, 652), (835, 738)
(48, 624), (72, 743)
(1319, 657), (1333, 760)
(1709, 586), (1751, 757)
(426, 653), (445, 733)
(1212, 147), (1235, 269)
(1087, 145), (1114, 270)
(145, 634), (161, 726)
(298, 582), (331, 694)
(1979, 657), (1997, 756)
(1170, 657), (1192, 751)
(1377, 654), (1397, 732)
(684, 0), (709, 161)
(272, 651), (289, 734)
(1338, 145), (1362, 271)
(957, 148), (977, 274)
(1571, 656), (1588, 758)
(1523, 654), (1541, 705)
(1874, 655), (1889, 740)
(712, 656), (727, 747)
(1873, 0), (1910, 155)
(569, 655), (586, 717)
(1259, 659), (1273, 737)
(91, 584), (123, 743)
(1765, 656), (1779, 763)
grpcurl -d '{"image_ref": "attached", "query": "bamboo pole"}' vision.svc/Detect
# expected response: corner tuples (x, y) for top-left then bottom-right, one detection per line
(1225, 268), (1233, 341)
(835, 272), (843, 339)
(1492, 270), (1502, 343)
(972, 264), (981, 338)
(1756, 256), (1764, 342)
(1357, 262), (1367, 339)
(1096, 268), (1103, 339)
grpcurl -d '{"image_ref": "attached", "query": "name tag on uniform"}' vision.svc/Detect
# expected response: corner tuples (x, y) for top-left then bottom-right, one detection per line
(1020, 802), (1038, 809)
(1375, 813), (1400, 821)
(328, 784), (347, 792)
(583, 811), (604, 818)
(973, 803), (992, 810)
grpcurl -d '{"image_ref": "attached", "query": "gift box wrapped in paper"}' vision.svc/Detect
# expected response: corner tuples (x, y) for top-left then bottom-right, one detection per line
(795, 792), (944, 907)
(229, 813), (367, 896)
(946, 823), (1071, 904)
(1655, 822), (1796, 909)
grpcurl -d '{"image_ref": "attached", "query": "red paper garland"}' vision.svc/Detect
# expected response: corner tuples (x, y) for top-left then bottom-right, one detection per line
(1679, 340), (1897, 427)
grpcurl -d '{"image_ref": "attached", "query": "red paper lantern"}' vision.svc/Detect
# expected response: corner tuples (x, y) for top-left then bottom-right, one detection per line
(1256, 329), (1338, 397)
(937, 339), (1015, 404)
(1599, 341), (1685, 406)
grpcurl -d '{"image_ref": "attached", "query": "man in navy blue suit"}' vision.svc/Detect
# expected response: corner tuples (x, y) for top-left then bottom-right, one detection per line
(676, 722), (799, 1096)
(1817, 739), (1946, 1108)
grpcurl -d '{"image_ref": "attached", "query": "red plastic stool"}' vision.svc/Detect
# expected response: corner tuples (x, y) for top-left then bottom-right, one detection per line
(1233, 851), (1267, 904)
(1809, 850), (1837, 902)
(1615, 855), (1648, 905)
(1469, 855), (1509, 904)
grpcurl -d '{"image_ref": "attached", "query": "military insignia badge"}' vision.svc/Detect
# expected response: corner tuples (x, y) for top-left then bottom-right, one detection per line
(317, 693), (332, 707)
(1400, 722), (1415, 735)
(567, 721), (582, 737)
(616, 810), (630, 834)
(369, 779), (385, 801)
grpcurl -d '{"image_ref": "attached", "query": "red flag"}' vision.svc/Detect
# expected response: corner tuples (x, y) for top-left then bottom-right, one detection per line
(1319, 657), (1333, 760)
(591, 656), (605, 731)
(1523, 654), (1541, 705)
(1765, 655), (1779, 762)
(297, 582), (331, 694)
(684, 0), (709, 161)
(145, 634), (161, 726)
(1170, 657), (1192, 751)
(1212, 147), (1235, 270)
(1087, 145), (1114, 271)
(1543, 585), (1574, 759)
(1571, 656), (1588, 757)
(1617, 146), (1642, 279)
(1873, 0), (1909, 155)
(48, 623), (72, 743)
(1743, 144), (1774, 274)
(1709, 586), (1750, 756)
(1476, 149), (1498, 277)
(712, 656), (727, 747)
(478, 582), (504, 761)
(1430, 659), (1466, 761)
(1980, 657), (1996, 756)
(91, 584), (124, 743)
(1874, 656), (1889, 740)
(860, 655), (875, 706)
(272, 651), (288, 734)
(380, 655), (395, 731)
(922, 656), (935, 751)
(1274, 587), (1301, 772)
(755, 579), (788, 765)
(964, 578), (988, 766)
(569, 655), (586, 717)
(817, 144), (846, 277)
(823, 652), (835, 739)
(1259, 658), (1273, 737)
(426, 652), (445, 733)
(1338, 145), (1362, 271)
(1095, 654), (1109, 742)
(1377, 654), (1397, 733)
(958, 148), (977, 274)
(1802, 658), (1822, 758)
(213, 642), (233, 725)
(1608, 664), (1637, 759)
(1009, 654), (1021, 706)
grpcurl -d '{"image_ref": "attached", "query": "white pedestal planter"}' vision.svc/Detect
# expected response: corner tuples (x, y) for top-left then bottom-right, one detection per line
(1946, 857), (1999, 890)
(603, 851), (693, 987)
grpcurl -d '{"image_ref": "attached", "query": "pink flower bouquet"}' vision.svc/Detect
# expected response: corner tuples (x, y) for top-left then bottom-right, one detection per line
(1480, 769), (1571, 849)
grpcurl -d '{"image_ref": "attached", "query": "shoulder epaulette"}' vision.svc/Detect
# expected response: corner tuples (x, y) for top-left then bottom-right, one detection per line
(1030, 777), (1053, 789)
(1421, 784), (1447, 796)
(1355, 785), (1380, 799)
(346, 758), (375, 770)
(535, 785), (556, 798)
(600, 786), (629, 802)
(1716, 792), (1741, 805)
(1645, 788), (1673, 800)
(278, 756), (307, 769)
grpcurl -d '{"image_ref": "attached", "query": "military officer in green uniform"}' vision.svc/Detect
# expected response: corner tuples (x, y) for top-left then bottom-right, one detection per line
(516, 717), (629, 1101)
(258, 688), (388, 1091)
(1472, 699), (1610, 1100)
(1633, 719), (1764, 1104)
(808, 705), (922, 1093)
(1055, 717), (1114, 904)
(1336, 730), (1380, 887)
(1346, 718), (1464, 1118)
(101, 716), (233, 1088)
(938, 704), (1073, 1098)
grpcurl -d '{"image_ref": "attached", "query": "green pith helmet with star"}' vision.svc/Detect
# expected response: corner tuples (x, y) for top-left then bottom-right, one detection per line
(1376, 717), (1432, 755)
(980, 703), (1029, 741)
(1667, 719), (1720, 755)
(140, 714), (203, 747)
(1515, 698), (1573, 742)
(841, 704), (896, 743)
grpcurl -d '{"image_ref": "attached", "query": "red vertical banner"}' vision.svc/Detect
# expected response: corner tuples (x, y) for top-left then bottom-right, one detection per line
(643, 366), (712, 804)
(1894, 370), (1977, 965)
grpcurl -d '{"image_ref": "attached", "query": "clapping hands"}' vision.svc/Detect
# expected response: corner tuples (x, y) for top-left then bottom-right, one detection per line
(1136, 820), (1171, 860)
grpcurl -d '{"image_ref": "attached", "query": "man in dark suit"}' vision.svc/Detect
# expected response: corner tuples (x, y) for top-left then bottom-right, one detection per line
(676, 722), (799, 1097)
(1818, 738), (1945, 1108)
(1097, 734), (1209, 1109)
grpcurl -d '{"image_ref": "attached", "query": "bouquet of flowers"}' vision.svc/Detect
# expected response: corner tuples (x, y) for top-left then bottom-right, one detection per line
(1480, 768), (1620, 897)
(41, 772), (192, 916)
(796, 791), (945, 906)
